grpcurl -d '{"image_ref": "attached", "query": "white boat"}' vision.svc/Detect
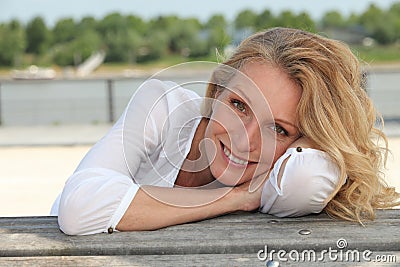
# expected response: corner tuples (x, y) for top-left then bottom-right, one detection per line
(76, 51), (106, 77)
(12, 65), (56, 80)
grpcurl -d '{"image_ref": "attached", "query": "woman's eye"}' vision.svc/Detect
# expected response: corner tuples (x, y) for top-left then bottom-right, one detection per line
(272, 124), (289, 136)
(231, 99), (246, 113)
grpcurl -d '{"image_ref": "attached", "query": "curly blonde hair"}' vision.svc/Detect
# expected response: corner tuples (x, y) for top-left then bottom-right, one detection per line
(204, 27), (399, 223)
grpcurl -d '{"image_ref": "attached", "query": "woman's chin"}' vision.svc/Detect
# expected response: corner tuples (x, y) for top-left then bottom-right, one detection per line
(214, 174), (247, 187)
(210, 164), (251, 186)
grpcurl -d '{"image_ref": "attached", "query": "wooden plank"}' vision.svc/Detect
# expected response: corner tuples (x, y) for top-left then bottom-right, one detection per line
(0, 252), (399, 267)
(0, 210), (399, 257)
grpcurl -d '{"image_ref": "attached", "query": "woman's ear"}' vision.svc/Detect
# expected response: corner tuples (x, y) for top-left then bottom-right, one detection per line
(214, 87), (223, 99)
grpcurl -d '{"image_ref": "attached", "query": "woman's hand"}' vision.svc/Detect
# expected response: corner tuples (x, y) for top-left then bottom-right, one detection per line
(234, 174), (268, 212)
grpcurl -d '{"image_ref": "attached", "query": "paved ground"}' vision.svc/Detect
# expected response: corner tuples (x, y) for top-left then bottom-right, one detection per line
(0, 121), (399, 146)
(0, 124), (112, 146)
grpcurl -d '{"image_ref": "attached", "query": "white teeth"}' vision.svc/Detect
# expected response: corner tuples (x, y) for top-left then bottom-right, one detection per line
(223, 146), (248, 165)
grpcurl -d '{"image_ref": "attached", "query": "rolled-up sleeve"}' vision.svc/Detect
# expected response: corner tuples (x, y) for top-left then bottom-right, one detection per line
(55, 79), (171, 235)
(260, 148), (341, 217)
(58, 168), (139, 235)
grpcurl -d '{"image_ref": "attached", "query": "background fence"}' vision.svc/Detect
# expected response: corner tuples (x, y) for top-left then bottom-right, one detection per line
(0, 70), (399, 127)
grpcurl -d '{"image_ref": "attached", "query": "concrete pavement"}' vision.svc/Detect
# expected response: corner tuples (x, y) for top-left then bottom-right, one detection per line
(0, 121), (399, 147)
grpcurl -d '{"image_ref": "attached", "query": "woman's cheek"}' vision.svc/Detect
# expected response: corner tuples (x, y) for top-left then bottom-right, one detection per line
(268, 142), (285, 164)
(272, 139), (295, 162)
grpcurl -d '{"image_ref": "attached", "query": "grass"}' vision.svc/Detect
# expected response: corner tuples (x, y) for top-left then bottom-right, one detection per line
(351, 44), (400, 65)
(95, 54), (220, 75)
(0, 67), (10, 77)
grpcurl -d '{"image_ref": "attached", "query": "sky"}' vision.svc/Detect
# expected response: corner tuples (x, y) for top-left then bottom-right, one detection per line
(0, 0), (399, 26)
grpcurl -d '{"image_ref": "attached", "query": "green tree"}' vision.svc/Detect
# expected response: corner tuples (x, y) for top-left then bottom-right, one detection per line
(255, 9), (275, 30)
(97, 13), (145, 62)
(105, 29), (142, 62)
(148, 15), (180, 53)
(77, 16), (97, 33)
(126, 15), (147, 35)
(205, 14), (231, 53)
(52, 18), (76, 44)
(0, 20), (26, 66)
(52, 29), (102, 66)
(206, 14), (227, 29)
(97, 12), (128, 35)
(275, 10), (297, 27)
(358, 4), (396, 44)
(274, 10), (315, 31)
(235, 9), (257, 30)
(296, 12), (316, 32)
(137, 30), (168, 62)
(387, 2), (400, 41)
(26, 16), (51, 54)
(321, 11), (346, 28)
(148, 16), (205, 57)
(346, 12), (360, 26)
(170, 18), (207, 57)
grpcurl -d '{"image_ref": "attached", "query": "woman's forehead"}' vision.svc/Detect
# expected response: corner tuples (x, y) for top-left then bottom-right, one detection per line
(221, 61), (301, 124)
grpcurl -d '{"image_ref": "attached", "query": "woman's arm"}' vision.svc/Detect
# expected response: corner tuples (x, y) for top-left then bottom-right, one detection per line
(117, 138), (318, 232)
(117, 182), (262, 231)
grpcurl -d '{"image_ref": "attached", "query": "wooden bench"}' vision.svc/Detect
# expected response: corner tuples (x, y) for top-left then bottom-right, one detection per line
(0, 210), (399, 266)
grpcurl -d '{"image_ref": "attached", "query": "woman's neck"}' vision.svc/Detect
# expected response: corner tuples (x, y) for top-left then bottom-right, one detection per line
(175, 118), (216, 188)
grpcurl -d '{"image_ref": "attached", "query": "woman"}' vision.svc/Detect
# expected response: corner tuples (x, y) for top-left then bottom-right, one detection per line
(52, 27), (399, 235)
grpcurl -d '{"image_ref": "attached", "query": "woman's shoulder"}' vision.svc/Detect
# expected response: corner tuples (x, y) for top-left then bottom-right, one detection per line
(125, 78), (202, 121)
(136, 79), (201, 102)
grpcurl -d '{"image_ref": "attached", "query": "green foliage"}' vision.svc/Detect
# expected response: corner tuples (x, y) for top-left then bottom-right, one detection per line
(53, 18), (76, 44)
(235, 9), (258, 30)
(137, 30), (168, 62)
(104, 29), (142, 63)
(255, 9), (275, 30)
(206, 14), (231, 52)
(236, 8), (316, 32)
(26, 16), (51, 54)
(356, 3), (400, 44)
(52, 29), (102, 66)
(322, 11), (346, 28)
(0, 20), (26, 66)
(126, 15), (147, 35)
(77, 16), (97, 33)
(1, 2), (400, 68)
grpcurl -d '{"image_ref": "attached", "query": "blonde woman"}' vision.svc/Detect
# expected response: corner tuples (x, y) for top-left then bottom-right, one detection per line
(205, 27), (400, 222)
(52, 27), (399, 235)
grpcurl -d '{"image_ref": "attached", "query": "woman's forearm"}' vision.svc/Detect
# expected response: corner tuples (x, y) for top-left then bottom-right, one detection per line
(116, 185), (250, 231)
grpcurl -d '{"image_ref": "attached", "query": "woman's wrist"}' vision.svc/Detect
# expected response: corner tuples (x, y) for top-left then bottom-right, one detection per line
(226, 186), (250, 212)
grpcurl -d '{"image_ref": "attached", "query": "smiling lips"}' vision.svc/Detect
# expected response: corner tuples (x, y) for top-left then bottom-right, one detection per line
(221, 142), (256, 167)
(223, 146), (248, 165)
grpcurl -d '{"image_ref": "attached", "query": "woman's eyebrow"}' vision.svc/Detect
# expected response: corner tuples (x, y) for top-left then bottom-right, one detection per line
(228, 85), (253, 105)
(275, 118), (297, 130)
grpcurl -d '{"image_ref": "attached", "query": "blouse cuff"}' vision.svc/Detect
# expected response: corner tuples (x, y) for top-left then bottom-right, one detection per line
(106, 185), (139, 233)
(260, 147), (341, 217)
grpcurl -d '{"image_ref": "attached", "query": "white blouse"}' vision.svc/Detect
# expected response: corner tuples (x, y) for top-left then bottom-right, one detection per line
(260, 147), (341, 217)
(52, 79), (341, 235)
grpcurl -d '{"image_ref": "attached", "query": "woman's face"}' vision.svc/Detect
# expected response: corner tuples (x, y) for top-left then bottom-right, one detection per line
(204, 61), (302, 186)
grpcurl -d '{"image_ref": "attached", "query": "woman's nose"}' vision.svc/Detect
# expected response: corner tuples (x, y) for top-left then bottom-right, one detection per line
(230, 119), (260, 153)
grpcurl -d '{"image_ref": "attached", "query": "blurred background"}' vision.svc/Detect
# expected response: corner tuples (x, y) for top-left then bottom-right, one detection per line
(0, 0), (399, 216)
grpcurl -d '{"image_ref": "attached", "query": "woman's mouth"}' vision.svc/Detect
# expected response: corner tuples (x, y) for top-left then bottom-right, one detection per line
(221, 142), (249, 166)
